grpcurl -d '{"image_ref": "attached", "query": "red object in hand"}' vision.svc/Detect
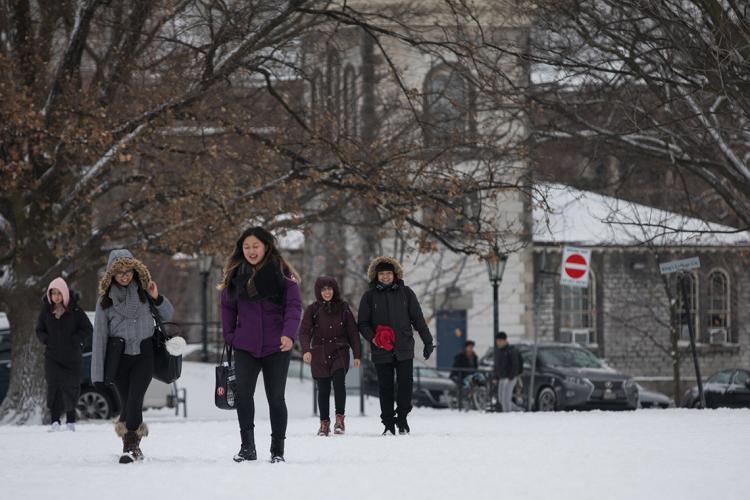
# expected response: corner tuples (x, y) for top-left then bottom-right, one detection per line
(374, 325), (396, 351)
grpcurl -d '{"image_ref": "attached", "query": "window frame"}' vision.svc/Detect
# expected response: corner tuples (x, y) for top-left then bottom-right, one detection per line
(706, 268), (731, 343)
(557, 269), (597, 345)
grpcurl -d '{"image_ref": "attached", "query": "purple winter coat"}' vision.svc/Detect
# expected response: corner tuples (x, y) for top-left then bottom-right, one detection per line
(221, 272), (302, 357)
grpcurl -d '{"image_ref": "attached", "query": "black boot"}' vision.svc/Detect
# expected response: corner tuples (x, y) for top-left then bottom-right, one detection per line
(382, 420), (396, 436)
(270, 437), (285, 463)
(233, 430), (257, 462)
(397, 416), (410, 435)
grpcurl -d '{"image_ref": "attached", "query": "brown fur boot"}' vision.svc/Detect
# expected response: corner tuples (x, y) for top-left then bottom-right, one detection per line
(334, 414), (345, 435)
(317, 420), (331, 436)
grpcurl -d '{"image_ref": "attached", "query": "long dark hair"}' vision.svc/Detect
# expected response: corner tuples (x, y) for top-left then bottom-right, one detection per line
(100, 271), (149, 309)
(217, 226), (300, 290)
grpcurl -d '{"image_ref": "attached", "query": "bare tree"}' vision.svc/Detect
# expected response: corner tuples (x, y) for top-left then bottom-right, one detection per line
(517, 0), (750, 228)
(0, 1), (528, 422)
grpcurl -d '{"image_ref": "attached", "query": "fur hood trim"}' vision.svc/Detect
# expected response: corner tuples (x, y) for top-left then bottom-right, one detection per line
(98, 249), (151, 297)
(366, 256), (404, 282)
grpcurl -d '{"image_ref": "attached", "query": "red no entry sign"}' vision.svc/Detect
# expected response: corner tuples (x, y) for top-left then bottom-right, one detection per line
(564, 253), (588, 279)
(560, 247), (591, 288)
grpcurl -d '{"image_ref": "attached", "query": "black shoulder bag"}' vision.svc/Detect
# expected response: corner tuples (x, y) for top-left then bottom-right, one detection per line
(148, 297), (183, 384)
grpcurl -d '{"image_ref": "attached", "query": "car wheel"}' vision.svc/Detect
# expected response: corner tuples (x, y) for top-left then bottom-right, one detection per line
(77, 388), (113, 420)
(536, 387), (557, 412)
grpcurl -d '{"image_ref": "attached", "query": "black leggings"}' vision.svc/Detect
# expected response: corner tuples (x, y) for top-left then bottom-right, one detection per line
(234, 349), (291, 442)
(45, 358), (80, 424)
(114, 341), (153, 432)
(317, 369), (346, 421)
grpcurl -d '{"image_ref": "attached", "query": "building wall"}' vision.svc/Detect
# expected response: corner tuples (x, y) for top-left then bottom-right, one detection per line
(534, 246), (750, 398)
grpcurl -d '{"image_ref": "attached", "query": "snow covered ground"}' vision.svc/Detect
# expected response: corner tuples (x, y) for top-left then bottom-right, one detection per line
(1, 362), (749, 500)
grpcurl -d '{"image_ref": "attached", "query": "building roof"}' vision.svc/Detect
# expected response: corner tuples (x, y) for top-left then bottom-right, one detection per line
(532, 184), (750, 247)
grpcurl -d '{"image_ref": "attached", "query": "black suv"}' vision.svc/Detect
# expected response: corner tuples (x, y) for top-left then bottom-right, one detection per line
(482, 342), (638, 411)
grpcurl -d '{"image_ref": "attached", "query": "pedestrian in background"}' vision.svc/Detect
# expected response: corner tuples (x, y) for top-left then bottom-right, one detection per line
(36, 277), (92, 432)
(494, 331), (524, 412)
(299, 276), (361, 436)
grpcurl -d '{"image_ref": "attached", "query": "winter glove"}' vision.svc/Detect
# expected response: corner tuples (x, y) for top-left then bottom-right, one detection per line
(423, 343), (434, 360)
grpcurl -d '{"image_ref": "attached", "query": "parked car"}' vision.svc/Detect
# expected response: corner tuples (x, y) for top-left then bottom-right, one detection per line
(682, 368), (750, 409)
(361, 358), (455, 408)
(0, 315), (177, 420)
(481, 342), (639, 411)
(636, 384), (672, 409)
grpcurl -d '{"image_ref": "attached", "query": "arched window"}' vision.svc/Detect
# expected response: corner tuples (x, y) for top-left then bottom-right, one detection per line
(342, 64), (358, 139)
(325, 50), (341, 136)
(707, 269), (730, 342)
(672, 272), (699, 342)
(423, 64), (471, 146)
(310, 70), (324, 129)
(558, 270), (596, 345)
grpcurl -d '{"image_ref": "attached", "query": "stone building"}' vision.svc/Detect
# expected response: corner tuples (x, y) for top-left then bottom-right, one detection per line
(532, 185), (750, 398)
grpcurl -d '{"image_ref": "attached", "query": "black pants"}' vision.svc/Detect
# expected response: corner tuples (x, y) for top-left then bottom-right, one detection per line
(317, 369), (346, 421)
(114, 340), (153, 432)
(234, 349), (291, 442)
(45, 357), (80, 424)
(375, 358), (413, 425)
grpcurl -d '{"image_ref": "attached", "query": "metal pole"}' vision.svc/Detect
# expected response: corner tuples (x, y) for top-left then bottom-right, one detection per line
(680, 273), (705, 408)
(491, 279), (499, 410)
(201, 271), (209, 362)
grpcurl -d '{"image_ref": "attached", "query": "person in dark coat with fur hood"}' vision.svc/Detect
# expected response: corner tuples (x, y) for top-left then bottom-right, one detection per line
(36, 277), (93, 432)
(299, 276), (362, 436)
(91, 249), (174, 464)
(358, 256), (434, 435)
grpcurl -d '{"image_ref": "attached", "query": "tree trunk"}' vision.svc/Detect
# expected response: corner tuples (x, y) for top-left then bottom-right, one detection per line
(0, 289), (47, 424)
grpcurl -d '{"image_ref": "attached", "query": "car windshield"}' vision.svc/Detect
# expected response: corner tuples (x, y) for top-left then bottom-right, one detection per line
(538, 346), (602, 369)
(707, 370), (733, 384)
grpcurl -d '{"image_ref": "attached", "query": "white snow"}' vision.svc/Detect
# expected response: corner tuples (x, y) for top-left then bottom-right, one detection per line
(1, 361), (749, 500)
(533, 183), (750, 246)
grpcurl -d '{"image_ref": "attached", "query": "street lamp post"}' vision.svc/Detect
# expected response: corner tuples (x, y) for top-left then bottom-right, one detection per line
(198, 254), (213, 363)
(486, 251), (508, 409)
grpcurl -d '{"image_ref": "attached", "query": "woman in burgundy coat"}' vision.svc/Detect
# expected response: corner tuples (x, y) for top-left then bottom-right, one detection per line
(299, 276), (362, 436)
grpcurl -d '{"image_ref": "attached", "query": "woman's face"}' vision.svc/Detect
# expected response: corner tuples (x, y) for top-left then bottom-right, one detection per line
(115, 269), (134, 287)
(49, 288), (63, 305)
(242, 235), (267, 266)
(321, 286), (334, 302)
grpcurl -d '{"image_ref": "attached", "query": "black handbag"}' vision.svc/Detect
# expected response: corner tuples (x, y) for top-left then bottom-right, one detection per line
(215, 344), (237, 410)
(104, 337), (125, 385)
(148, 297), (183, 384)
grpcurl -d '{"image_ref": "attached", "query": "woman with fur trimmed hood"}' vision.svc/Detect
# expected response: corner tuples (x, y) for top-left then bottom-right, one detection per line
(219, 227), (302, 463)
(357, 256), (434, 435)
(36, 277), (92, 432)
(91, 249), (174, 464)
(299, 276), (361, 436)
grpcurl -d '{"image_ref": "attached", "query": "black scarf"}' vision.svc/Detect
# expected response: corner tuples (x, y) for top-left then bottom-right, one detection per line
(230, 257), (286, 305)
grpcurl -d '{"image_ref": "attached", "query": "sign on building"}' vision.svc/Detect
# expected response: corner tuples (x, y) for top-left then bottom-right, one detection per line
(560, 247), (591, 288)
(658, 256), (701, 275)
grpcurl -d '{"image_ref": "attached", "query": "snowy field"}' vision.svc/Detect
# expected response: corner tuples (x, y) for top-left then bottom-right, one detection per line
(1, 363), (749, 500)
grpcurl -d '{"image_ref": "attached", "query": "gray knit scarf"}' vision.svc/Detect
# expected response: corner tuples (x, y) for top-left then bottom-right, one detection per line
(109, 282), (143, 319)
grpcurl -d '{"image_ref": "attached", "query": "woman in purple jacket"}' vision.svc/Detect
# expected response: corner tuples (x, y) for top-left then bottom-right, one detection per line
(218, 227), (302, 463)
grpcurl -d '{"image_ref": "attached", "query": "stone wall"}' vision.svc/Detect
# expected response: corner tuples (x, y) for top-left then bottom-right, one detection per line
(533, 246), (750, 399)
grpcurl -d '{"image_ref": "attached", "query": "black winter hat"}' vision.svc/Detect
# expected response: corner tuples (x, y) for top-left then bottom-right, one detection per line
(374, 261), (396, 275)
(495, 331), (508, 340)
